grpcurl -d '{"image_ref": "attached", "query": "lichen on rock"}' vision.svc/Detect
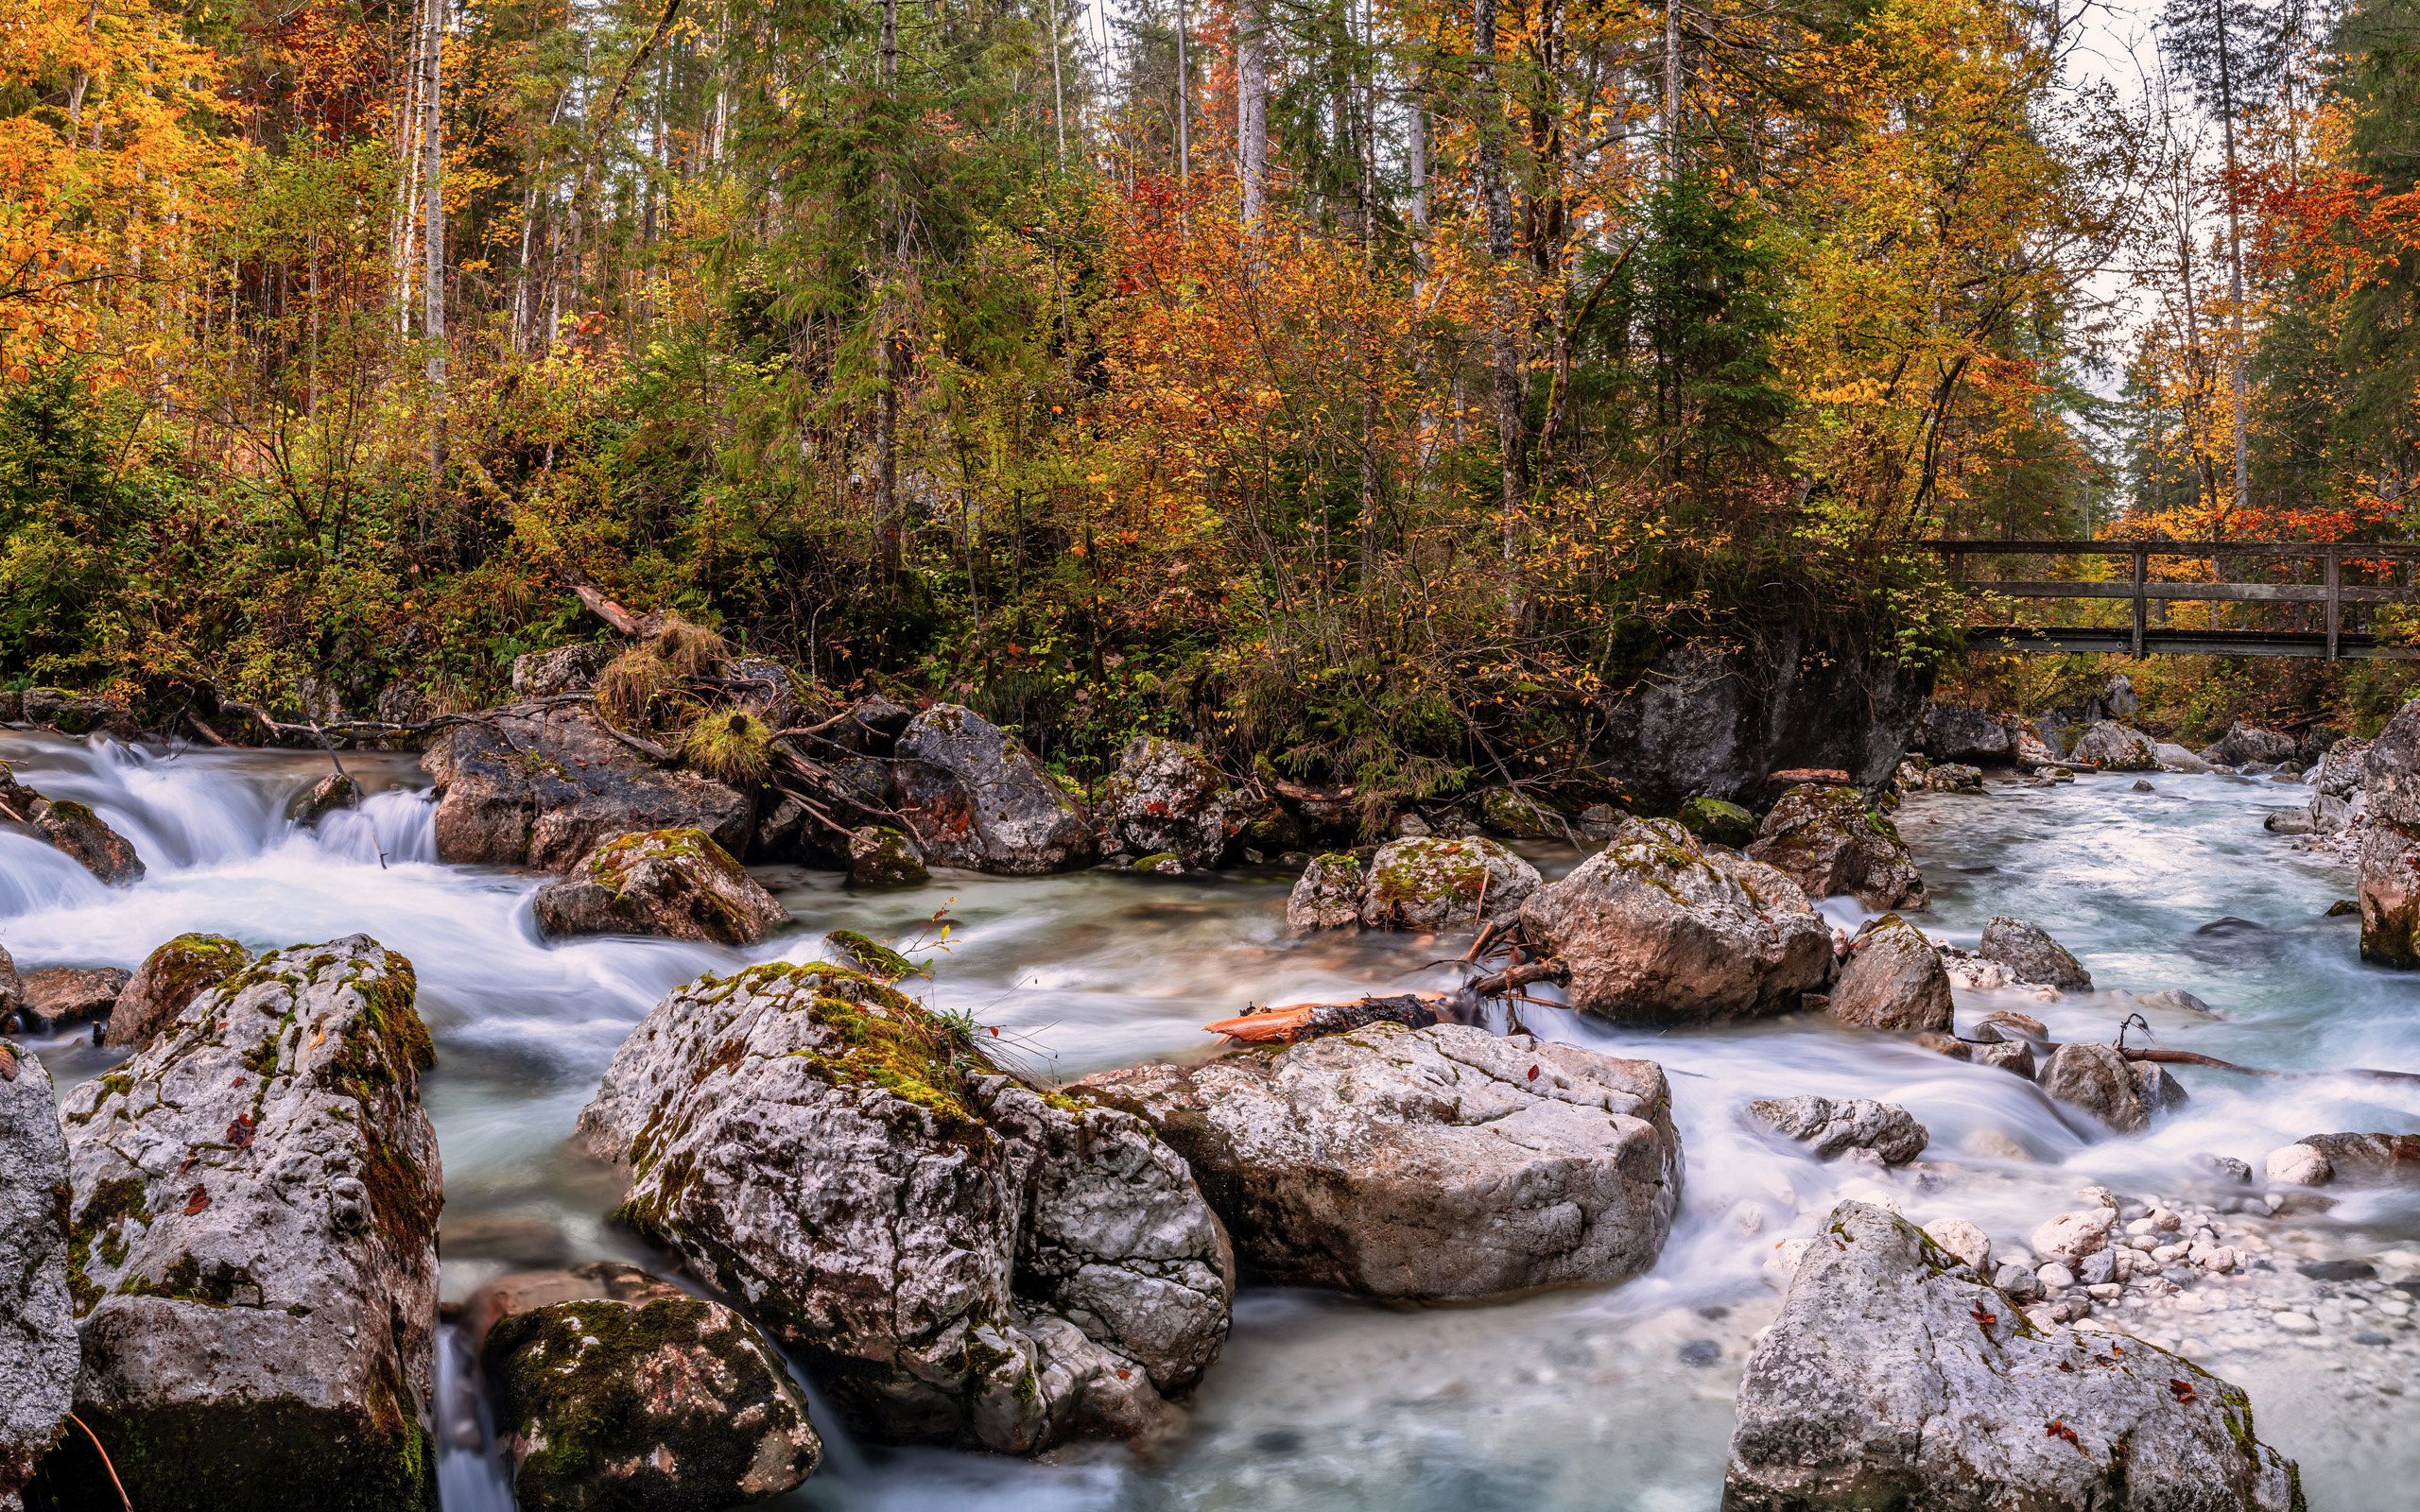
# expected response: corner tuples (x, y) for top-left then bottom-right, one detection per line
(533, 827), (791, 945)
(104, 933), (253, 1051)
(1746, 782), (1927, 910)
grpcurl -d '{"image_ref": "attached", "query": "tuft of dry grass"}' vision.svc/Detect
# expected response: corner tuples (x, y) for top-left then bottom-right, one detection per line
(596, 647), (676, 729)
(682, 705), (771, 783)
(653, 613), (730, 679)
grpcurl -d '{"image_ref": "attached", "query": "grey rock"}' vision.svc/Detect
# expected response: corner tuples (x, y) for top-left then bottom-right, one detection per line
(0, 761), (145, 885)
(2041, 1041), (2149, 1133)
(2153, 743), (2214, 774)
(2317, 738), (2370, 799)
(1993, 1260), (2045, 1301)
(1476, 786), (1561, 838)
(509, 644), (614, 698)
(1357, 836), (1540, 931)
(48, 936), (441, 1510)
(532, 827), (789, 944)
(374, 679), (422, 726)
(578, 961), (1228, 1452)
(1977, 917), (2092, 989)
(0, 944), (19, 1030)
(2069, 721), (2160, 771)
(1915, 703), (2017, 765)
(1747, 783), (1927, 909)
(1, 1041), (76, 1508)
(1828, 917), (1952, 1032)
(2133, 1059), (2189, 1115)
(102, 934), (252, 1051)
(2132, 779), (2155, 792)
(1974, 1040), (2038, 1078)
(2263, 809), (2315, 835)
(18, 966), (130, 1031)
(849, 824), (929, 887)
(2078, 1246), (2118, 1286)
(1075, 1023), (1680, 1302)
(1285, 850), (1366, 930)
(1097, 736), (1263, 868)
(2210, 720), (2300, 769)
(2358, 816), (2420, 967)
(1744, 1095), (1927, 1165)
(425, 705), (751, 871)
(1520, 817), (1835, 1023)
(890, 705), (1095, 874)
(2308, 792), (2353, 833)
(1724, 1201), (2303, 1512)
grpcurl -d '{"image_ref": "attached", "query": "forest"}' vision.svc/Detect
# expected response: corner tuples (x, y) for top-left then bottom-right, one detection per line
(5, 0), (2420, 795)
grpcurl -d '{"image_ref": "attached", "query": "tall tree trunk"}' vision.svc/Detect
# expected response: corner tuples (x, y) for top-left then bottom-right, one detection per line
(1475, 0), (1525, 621)
(422, 0), (446, 550)
(1048, 0), (1065, 167)
(875, 0), (901, 574)
(2213, 0), (2250, 521)
(1238, 0), (1267, 226)
(1176, 0), (1189, 181)
(1665, 0), (1683, 170)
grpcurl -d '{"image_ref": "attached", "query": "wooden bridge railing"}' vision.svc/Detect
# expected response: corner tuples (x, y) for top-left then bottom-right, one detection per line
(1920, 540), (2420, 661)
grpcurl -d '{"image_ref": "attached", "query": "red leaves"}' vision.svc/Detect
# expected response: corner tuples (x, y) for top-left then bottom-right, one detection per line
(2169, 1379), (2197, 1403)
(988, 1025), (1000, 1037)
(2058, 1361), (2074, 1372)
(1527, 1065), (1540, 1081)
(2047, 1421), (2080, 1446)
(224, 1113), (255, 1149)
(1115, 1368), (1132, 1381)
(183, 1185), (211, 1215)
(1970, 1307), (1996, 1332)
(0, 1046), (16, 1082)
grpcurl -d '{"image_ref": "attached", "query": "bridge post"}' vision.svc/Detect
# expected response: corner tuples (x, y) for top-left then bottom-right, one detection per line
(2131, 547), (2147, 659)
(2326, 545), (2342, 662)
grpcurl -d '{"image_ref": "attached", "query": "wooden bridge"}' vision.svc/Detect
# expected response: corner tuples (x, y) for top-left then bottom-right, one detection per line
(1925, 540), (2420, 660)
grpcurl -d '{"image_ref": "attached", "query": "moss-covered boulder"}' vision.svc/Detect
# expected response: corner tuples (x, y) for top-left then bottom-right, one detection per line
(576, 962), (1231, 1454)
(1827, 916), (1952, 1032)
(104, 934), (253, 1051)
(291, 771), (355, 825)
(888, 705), (1095, 875)
(1677, 796), (1756, 848)
(534, 828), (791, 945)
(1745, 782), (1927, 910)
(483, 1286), (821, 1511)
(41, 936), (441, 1512)
(0, 761), (145, 885)
(823, 929), (916, 983)
(1, 1040), (76, 1509)
(1519, 817), (1835, 1023)
(509, 643), (614, 698)
(847, 824), (928, 887)
(1097, 736), (1267, 868)
(1284, 852), (1366, 930)
(1475, 786), (1558, 839)
(1357, 836), (1540, 931)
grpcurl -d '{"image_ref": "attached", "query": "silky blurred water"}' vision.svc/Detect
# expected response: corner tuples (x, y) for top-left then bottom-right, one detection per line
(4, 731), (2416, 1511)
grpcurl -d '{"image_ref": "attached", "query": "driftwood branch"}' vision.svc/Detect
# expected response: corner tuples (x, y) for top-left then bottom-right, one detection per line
(569, 580), (665, 638)
(1467, 956), (1570, 997)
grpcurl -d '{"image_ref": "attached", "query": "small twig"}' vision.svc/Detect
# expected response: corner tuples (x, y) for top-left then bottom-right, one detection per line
(1502, 991), (1564, 1007)
(1468, 956), (1570, 998)
(70, 1413), (134, 1512)
(1459, 919), (1509, 964)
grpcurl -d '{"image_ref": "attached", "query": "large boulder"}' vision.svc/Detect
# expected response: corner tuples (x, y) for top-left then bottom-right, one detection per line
(1285, 851), (1366, 930)
(2069, 720), (2160, 771)
(1915, 703), (2017, 765)
(1, 1041), (77, 1510)
(577, 961), (1229, 1452)
(1978, 916), (2092, 989)
(1584, 627), (1931, 811)
(102, 933), (253, 1051)
(1827, 917), (1951, 1032)
(1096, 736), (1265, 868)
(1074, 1023), (1680, 1302)
(2155, 743), (2216, 774)
(16, 966), (129, 1032)
(1520, 817), (1834, 1023)
(509, 644), (614, 698)
(42, 936), (441, 1511)
(0, 762), (144, 885)
(2362, 700), (2420, 966)
(0, 944), (19, 1030)
(1746, 783), (1927, 909)
(532, 827), (790, 945)
(2204, 719), (2299, 768)
(1725, 1201), (2303, 1512)
(889, 706), (1095, 874)
(425, 705), (751, 871)
(1357, 836), (1539, 931)
(2316, 737), (2369, 798)
(1743, 1095), (1927, 1165)
(481, 1276), (821, 1512)
(2039, 1041), (2149, 1133)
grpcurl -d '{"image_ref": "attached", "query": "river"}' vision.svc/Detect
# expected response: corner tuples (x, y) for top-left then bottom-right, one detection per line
(4, 731), (2417, 1510)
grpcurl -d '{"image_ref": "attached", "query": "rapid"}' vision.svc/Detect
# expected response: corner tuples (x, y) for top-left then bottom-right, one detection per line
(4, 730), (2417, 1512)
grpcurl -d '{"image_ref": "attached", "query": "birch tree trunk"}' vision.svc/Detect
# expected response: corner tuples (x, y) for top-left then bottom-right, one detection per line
(1237, 0), (1267, 227)
(422, 0), (447, 544)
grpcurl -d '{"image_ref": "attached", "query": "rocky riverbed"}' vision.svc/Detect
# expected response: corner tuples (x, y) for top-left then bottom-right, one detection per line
(1, 727), (2416, 1510)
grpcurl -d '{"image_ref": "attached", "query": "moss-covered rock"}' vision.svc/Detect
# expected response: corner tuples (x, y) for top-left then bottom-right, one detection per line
(1097, 736), (1266, 868)
(485, 1291), (821, 1511)
(105, 934), (254, 1051)
(1284, 851), (1365, 930)
(1827, 916), (1951, 1033)
(847, 825), (928, 887)
(0, 760), (145, 885)
(1676, 796), (1756, 848)
(1745, 783), (1927, 910)
(576, 962), (1229, 1454)
(824, 929), (918, 984)
(534, 828), (791, 945)
(1475, 786), (1558, 839)
(1357, 836), (1541, 931)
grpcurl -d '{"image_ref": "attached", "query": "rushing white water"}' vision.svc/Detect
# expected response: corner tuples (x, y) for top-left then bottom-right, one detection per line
(4, 731), (2417, 1510)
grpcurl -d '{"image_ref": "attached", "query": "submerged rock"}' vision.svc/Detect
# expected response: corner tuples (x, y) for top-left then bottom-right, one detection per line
(2069, 720), (2160, 770)
(102, 933), (252, 1051)
(1725, 1202), (2302, 1512)
(292, 770), (355, 824)
(1827, 917), (1952, 1032)
(1977, 916), (2092, 989)
(1357, 836), (1539, 931)
(1520, 818), (1833, 1023)
(1075, 1024), (1680, 1302)
(0, 762), (144, 885)
(1097, 737), (1264, 867)
(533, 827), (790, 945)
(16, 966), (129, 1031)
(426, 705), (751, 871)
(1744, 1095), (1927, 1165)
(1, 1042), (77, 1510)
(848, 824), (929, 887)
(890, 705), (1095, 874)
(2040, 1041), (2148, 1133)
(44, 936), (441, 1512)
(578, 962), (1229, 1453)
(2263, 1132), (2420, 1188)
(1746, 783), (1927, 909)
(1285, 851), (1366, 930)
(483, 1283), (821, 1511)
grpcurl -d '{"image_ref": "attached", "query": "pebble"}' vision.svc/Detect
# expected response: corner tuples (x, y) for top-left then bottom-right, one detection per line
(2275, 1312), (2321, 1334)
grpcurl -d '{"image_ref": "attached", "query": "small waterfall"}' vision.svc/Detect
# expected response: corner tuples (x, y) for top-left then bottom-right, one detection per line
(433, 1324), (515, 1512)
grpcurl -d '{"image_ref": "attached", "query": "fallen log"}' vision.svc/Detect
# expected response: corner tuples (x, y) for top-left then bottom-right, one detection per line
(1466, 956), (1570, 998)
(1204, 990), (1468, 1045)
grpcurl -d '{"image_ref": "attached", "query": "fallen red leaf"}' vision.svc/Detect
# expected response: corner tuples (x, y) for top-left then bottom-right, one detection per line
(2047, 1420), (2080, 1446)
(2169, 1379), (2197, 1402)
(184, 1185), (211, 1215)
(1970, 1308), (1996, 1331)
(1527, 1065), (1539, 1081)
